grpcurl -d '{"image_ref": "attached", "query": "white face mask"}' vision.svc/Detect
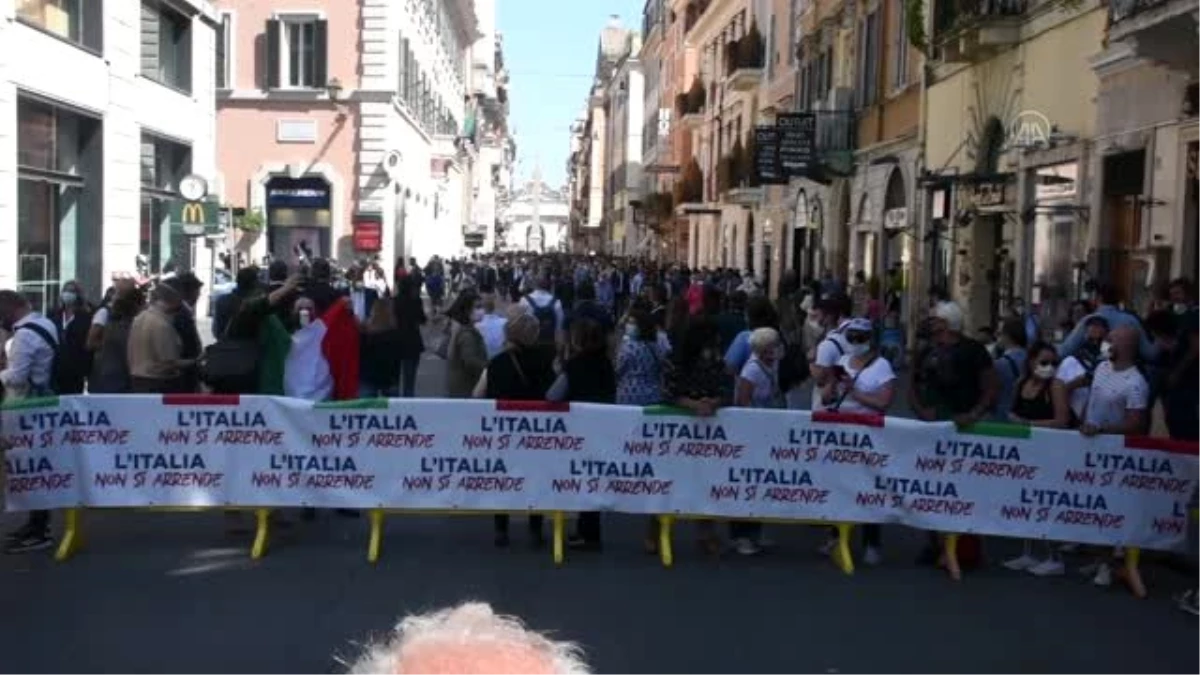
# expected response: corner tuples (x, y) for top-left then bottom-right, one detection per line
(471, 308), (485, 323)
(1173, 303), (1188, 314)
(1099, 341), (1112, 360)
(1034, 364), (1056, 379)
(847, 342), (870, 357)
(298, 309), (312, 327)
(60, 291), (78, 306)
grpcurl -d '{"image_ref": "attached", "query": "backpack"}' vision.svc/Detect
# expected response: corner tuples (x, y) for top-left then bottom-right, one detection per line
(16, 322), (60, 395)
(777, 335), (811, 392)
(526, 294), (557, 344)
(197, 299), (261, 393)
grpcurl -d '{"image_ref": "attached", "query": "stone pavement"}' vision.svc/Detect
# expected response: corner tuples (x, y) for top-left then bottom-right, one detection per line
(0, 334), (1196, 673)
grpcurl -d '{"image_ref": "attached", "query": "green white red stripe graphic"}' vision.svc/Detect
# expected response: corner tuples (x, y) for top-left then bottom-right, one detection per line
(0, 396), (59, 411)
(495, 401), (570, 413)
(1124, 436), (1199, 455)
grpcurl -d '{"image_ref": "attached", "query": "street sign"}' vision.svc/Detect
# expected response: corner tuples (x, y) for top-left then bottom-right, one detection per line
(776, 112), (816, 178)
(170, 198), (221, 237)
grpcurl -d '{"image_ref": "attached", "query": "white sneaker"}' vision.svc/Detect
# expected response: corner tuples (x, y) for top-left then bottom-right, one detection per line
(816, 538), (837, 556)
(1092, 563), (1113, 587)
(735, 537), (761, 556)
(1003, 554), (1039, 571)
(1078, 561), (1101, 576)
(863, 546), (882, 566)
(1028, 558), (1065, 577)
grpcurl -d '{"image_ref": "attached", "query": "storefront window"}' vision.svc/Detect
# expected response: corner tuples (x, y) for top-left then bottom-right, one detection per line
(139, 133), (192, 274)
(16, 96), (101, 311)
(266, 176), (332, 265)
(1030, 163), (1078, 331)
(16, 0), (103, 52)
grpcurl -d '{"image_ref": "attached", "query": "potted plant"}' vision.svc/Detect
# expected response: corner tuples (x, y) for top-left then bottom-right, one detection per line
(738, 21), (765, 69)
(236, 208), (265, 232)
(674, 158), (705, 205)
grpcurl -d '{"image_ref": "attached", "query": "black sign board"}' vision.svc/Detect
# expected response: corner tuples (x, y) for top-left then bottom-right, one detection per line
(754, 125), (785, 185)
(776, 112), (816, 178)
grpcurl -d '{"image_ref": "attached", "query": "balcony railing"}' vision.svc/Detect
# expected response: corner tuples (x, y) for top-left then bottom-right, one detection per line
(1110, 0), (1171, 23)
(933, 0), (1026, 36)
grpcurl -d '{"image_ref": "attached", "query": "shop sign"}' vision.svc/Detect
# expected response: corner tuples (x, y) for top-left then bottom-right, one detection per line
(266, 177), (332, 209)
(170, 198), (221, 237)
(884, 207), (908, 230)
(352, 217), (383, 252)
(776, 113), (816, 178)
(972, 181), (1011, 209)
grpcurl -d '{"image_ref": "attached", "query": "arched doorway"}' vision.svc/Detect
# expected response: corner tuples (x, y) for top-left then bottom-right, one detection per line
(266, 175), (333, 265)
(854, 192), (875, 280)
(882, 168), (907, 280)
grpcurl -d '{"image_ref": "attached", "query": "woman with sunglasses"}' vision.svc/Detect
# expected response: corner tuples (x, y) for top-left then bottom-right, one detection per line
(1003, 340), (1071, 575)
(817, 317), (896, 565)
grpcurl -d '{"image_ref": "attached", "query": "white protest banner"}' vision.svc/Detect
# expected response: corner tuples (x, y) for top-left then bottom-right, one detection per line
(1, 395), (1195, 551)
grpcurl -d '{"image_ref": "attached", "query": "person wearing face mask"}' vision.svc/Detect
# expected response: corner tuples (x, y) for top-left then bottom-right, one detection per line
(614, 302), (669, 408)
(809, 294), (853, 412)
(1002, 342), (1070, 575)
(730, 327), (786, 556)
(445, 291), (489, 399)
(1054, 315), (1109, 426)
(126, 284), (190, 394)
(1167, 277), (1197, 317)
(51, 280), (94, 395)
(816, 317), (895, 564)
(1058, 284), (1155, 362)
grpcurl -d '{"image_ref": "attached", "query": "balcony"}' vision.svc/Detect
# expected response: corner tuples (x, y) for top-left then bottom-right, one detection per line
(932, 0), (1025, 63)
(683, 0), (713, 34)
(673, 158), (710, 214)
(675, 77), (707, 128)
(724, 23), (766, 92)
(1107, 0), (1198, 74)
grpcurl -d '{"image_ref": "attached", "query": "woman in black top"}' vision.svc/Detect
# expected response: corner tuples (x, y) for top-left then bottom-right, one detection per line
(664, 315), (728, 554)
(51, 280), (94, 394)
(359, 299), (404, 398)
(478, 313), (556, 547)
(1008, 341), (1069, 428)
(547, 317), (617, 550)
(1004, 341), (1070, 575)
(392, 276), (426, 397)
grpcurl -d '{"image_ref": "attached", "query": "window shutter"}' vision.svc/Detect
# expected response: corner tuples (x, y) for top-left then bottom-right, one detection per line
(215, 17), (226, 88)
(141, 3), (161, 78)
(313, 19), (329, 87)
(180, 18), (193, 93)
(265, 19), (280, 89)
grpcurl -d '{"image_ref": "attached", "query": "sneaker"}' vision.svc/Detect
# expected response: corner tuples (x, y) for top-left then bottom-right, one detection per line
(1092, 563), (1113, 587)
(1078, 561), (1102, 576)
(1176, 590), (1199, 616)
(1003, 554), (1040, 571)
(863, 546), (882, 566)
(734, 538), (761, 556)
(816, 538), (837, 556)
(4, 530), (53, 554)
(1028, 558), (1066, 577)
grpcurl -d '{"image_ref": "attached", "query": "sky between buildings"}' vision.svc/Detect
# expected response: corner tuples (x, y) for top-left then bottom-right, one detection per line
(498, 0), (645, 188)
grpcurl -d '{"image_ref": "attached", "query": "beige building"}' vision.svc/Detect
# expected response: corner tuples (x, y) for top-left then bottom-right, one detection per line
(1087, 0), (1197, 314)
(921, 0), (1109, 332)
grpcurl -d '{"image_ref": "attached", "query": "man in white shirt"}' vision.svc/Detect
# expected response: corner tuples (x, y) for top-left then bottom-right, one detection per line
(1081, 325), (1148, 436)
(0, 289), (59, 554)
(476, 296), (508, 360)
(518, 273), (565, 344)
(809, 294), (852, 410)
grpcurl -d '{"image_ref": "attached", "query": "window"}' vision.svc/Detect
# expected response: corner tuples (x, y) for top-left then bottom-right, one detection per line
(266, 16), (327, 89)
(140, 133), (193, 274)
(141, 1), (192, 92)
(788, 0), (797, 64)
(891, 0), (909, 90)
(17, 0), (103, 51)
(766, 13), (776, 80)
(856, 11), (881, 107)
(216, 12), (233, 89)
(17, 97), (103, 312)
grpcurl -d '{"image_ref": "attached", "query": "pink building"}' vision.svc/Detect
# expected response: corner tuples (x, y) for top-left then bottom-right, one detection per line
(214, 0), (479, 270)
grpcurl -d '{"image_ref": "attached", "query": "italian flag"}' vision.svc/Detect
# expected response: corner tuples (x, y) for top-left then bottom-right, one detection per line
(282, 297), (360, 401)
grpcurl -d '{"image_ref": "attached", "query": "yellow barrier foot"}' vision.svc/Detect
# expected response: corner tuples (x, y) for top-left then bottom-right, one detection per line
(367, 510), (384, 564)
(552, 512), (565, 566)
(942, 534), (962, 581)
(250, 509), (270, 560)
(658, 515), (674, 568)
(1121, 548), (1147, 599)
(832, 523), (855, 575)
(54, 508), (81, 562)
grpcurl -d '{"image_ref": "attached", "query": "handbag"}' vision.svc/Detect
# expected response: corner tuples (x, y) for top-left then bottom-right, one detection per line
(198, 338), (260, 392)
(429, 321), (452, 360)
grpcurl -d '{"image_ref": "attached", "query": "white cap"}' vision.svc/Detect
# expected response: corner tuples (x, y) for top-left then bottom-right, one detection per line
(933, 301), (964, 332)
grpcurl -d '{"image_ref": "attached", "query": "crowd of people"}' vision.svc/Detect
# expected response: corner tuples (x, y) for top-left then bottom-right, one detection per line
(0, 253), (1195, 611)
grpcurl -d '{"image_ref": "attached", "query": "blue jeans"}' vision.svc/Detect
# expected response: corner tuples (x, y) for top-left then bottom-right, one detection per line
(359, 382), (399, 399)
(400, 358), (420, 397)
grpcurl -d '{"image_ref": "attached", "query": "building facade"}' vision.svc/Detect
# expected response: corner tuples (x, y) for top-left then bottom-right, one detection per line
(501, 167), (570, 253)
(1088, 0), (1198, 315)
(604, 31), (645, 256)
(922, 0), (1109, 332)
(214, 0), (478, 273)
(465, 0), (514, 254)
(0, 0), (218, 311)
